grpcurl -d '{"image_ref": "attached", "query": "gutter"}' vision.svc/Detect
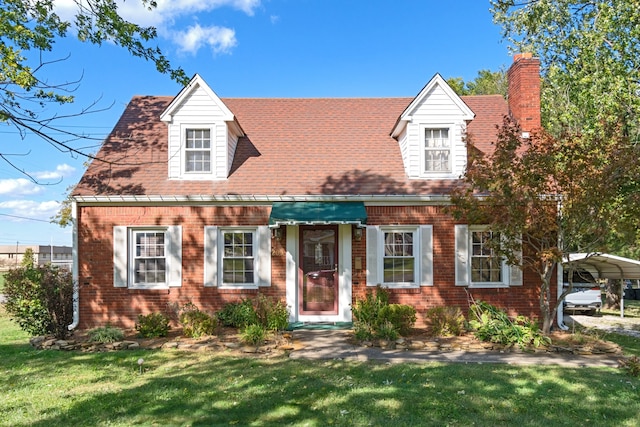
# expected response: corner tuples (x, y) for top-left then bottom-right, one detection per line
(67, 199), (79, 331)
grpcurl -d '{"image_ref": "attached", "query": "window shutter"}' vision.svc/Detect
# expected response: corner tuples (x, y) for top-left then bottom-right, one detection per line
(420, 225), (433, 286)
(166, 226), (182, 287)
(509, 236), (523, 286)
(113, 226), (128, 288)
(366, 226), (379, 286)
(455, 225), (469, 286)
(256, 226), (272, 287)
(204, 226), (218, 287)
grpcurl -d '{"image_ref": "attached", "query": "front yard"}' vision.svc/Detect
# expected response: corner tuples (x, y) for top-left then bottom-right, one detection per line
(2, 306), (640, 426)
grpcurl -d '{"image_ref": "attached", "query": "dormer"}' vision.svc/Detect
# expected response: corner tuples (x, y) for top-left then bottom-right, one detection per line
(391, 74), (474, 179)
(160, 74), (244, 180)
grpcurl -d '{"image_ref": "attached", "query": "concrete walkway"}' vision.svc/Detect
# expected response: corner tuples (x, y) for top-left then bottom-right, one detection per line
(288, 329), (622, 368)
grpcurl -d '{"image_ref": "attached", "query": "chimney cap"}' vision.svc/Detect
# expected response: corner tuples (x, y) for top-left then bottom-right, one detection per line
(513, 52), (534, 62)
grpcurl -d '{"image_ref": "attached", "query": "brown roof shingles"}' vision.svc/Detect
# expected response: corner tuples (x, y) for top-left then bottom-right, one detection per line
(74, 95), (507, 197)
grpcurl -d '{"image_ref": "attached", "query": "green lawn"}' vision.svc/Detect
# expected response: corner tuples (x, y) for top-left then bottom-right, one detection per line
(1, 307), (640, 426)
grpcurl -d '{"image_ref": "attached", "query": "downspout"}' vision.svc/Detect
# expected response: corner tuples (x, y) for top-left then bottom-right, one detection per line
(67, 199), (79, 330)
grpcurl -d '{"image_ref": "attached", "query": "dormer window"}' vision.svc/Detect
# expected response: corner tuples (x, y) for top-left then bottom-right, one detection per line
(423, 127), (451, 173)
(185, 129), (211, 173)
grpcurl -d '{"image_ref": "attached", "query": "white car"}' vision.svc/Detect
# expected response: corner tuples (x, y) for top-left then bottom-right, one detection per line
(563, 270), (602, 315)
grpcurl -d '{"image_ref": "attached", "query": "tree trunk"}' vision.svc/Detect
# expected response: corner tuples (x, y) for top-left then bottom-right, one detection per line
(604, 278), (621, 309)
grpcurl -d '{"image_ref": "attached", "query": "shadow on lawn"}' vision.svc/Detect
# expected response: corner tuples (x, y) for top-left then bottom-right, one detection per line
(7, 349), (640, 427)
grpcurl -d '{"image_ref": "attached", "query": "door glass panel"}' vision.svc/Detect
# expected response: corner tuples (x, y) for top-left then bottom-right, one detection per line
(301, 227), (337, 314)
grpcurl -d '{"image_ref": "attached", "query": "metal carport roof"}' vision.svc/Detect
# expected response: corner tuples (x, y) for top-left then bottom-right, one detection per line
(563, 253), (640, 280)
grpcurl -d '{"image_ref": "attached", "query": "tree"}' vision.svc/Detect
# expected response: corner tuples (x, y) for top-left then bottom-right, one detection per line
(447, 69), (508, 97)
(491, 0), (640, 139)
(0, 0), (188, 181)
(451, 118), (640, 334)
(491, 0), (640, 309)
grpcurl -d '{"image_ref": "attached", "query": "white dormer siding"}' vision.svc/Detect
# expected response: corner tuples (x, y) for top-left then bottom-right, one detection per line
(161, 74), (243, 180)
(391, 74), (474, 180)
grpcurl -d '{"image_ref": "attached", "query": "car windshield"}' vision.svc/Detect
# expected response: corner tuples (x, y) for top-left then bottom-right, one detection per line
(563, 269), (597, 285)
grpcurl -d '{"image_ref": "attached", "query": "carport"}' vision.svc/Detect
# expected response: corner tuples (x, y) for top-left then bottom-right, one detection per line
(560, 253), (640, 324)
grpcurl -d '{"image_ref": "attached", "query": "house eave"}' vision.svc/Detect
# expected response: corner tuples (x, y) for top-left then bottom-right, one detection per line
(72, 194), (455, 205)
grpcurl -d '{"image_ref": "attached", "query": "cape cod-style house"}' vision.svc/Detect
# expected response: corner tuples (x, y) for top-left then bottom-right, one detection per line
(70, 54), (548, 329)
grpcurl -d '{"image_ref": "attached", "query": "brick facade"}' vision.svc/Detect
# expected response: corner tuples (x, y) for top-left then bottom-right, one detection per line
(77, 204), (553, 329)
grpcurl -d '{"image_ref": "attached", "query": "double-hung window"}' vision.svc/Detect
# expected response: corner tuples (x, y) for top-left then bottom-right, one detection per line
(366, 225), (433, 288)
(185, 129), (211, 172)
(133, 230), (167, 286)
(470, 230), (502, 284)
(222, 230), (255, 285)
(383, 230), (416, 284)
(204, 226), (271, 288)
(113, 225), (182, 289)
(424, 128), (450, 173)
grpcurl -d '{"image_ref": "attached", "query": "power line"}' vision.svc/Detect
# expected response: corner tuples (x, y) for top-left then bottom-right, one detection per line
(0, 213), (52, 223)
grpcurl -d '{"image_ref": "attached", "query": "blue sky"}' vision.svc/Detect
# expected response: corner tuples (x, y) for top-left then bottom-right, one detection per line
(0, 0), (512, 247)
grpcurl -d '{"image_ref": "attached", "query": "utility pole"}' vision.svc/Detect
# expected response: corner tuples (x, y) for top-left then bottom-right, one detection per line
(15, 241), (18, 267)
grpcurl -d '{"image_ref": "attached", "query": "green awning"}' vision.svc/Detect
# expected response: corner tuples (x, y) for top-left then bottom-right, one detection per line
(269, 202), (367, 227)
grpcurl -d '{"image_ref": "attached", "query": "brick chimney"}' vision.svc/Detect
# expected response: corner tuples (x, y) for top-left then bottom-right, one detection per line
(507, 53), (541, 135)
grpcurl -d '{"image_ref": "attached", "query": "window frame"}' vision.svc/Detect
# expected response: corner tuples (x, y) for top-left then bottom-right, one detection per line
(220, 228), (257, 287)
(421, 125), (453, 175)
(468, 226), (508, 288)
(381, 227), (418, 286)
(128, 228), (169, 289)
(181, 125), (214, 177)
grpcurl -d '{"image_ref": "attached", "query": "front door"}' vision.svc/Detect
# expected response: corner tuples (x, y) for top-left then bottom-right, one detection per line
(299, 226), (338, 314)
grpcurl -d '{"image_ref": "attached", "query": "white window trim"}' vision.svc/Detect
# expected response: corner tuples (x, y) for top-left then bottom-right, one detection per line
(467, 226), (509, 288)
(204, 226), (271, 289)
(366, 225), (433, 289)
(420, 124), (454, 178)
(113, 225), (182, 290)
(181, 124), (215, 178)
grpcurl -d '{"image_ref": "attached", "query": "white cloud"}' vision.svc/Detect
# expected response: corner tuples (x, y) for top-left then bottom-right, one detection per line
(32, 164), (77, 181)
(173, 24), (237, 55)
(0, 200), (61, 221)
(53, 0), (259, 55)
(0, 179), (44, 196)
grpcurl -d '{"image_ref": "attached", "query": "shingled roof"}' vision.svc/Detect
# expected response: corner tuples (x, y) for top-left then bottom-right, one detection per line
(73, 94), (508, 198)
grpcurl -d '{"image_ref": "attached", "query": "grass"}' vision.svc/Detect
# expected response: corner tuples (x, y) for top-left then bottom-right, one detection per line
(1, 307), (640, 426)
(601, 299), (640, 318)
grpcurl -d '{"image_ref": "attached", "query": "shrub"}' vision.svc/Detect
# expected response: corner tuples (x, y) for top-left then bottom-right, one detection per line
(468, 301), (550, 349)
(4, 263), (74, 339)
(88, 325), (125, 343)
(241, 324), (266, 346)
(351, 285), (389, 325)
(180, 309), (217, 338)
(375, 320), (400, 341)
(135, 313), (170, 338)
(217, 298), (257, 328)
(425, 306), (466, 337)
(353, 321), (375, 341)
(254, 295), (290, 331)
(378, 304), (416, 336)
(619, 356), (640, 377)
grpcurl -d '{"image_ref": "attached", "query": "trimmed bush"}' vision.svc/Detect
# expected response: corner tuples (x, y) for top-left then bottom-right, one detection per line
(135, 313), (170, 338)
(425, 306), (466, 337)
(217, 298), (258, 328)
(378, 304), (416, 336)
(241, 324), (266, 346)
(88, 325), (125, 343)
(180, 309), (217, 338)
(254, 295), (289, 332)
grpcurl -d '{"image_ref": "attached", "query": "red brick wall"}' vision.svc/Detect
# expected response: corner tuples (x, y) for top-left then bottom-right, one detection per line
(353, 206), (554, 326)
(77, 204), (554, 329)
(507, 53), (541, 133)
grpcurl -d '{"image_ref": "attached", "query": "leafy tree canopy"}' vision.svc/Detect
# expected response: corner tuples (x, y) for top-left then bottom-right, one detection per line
(0, 0), (188, 179)
(447, 69), (508, 97)
(491, 0), (640, 139)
